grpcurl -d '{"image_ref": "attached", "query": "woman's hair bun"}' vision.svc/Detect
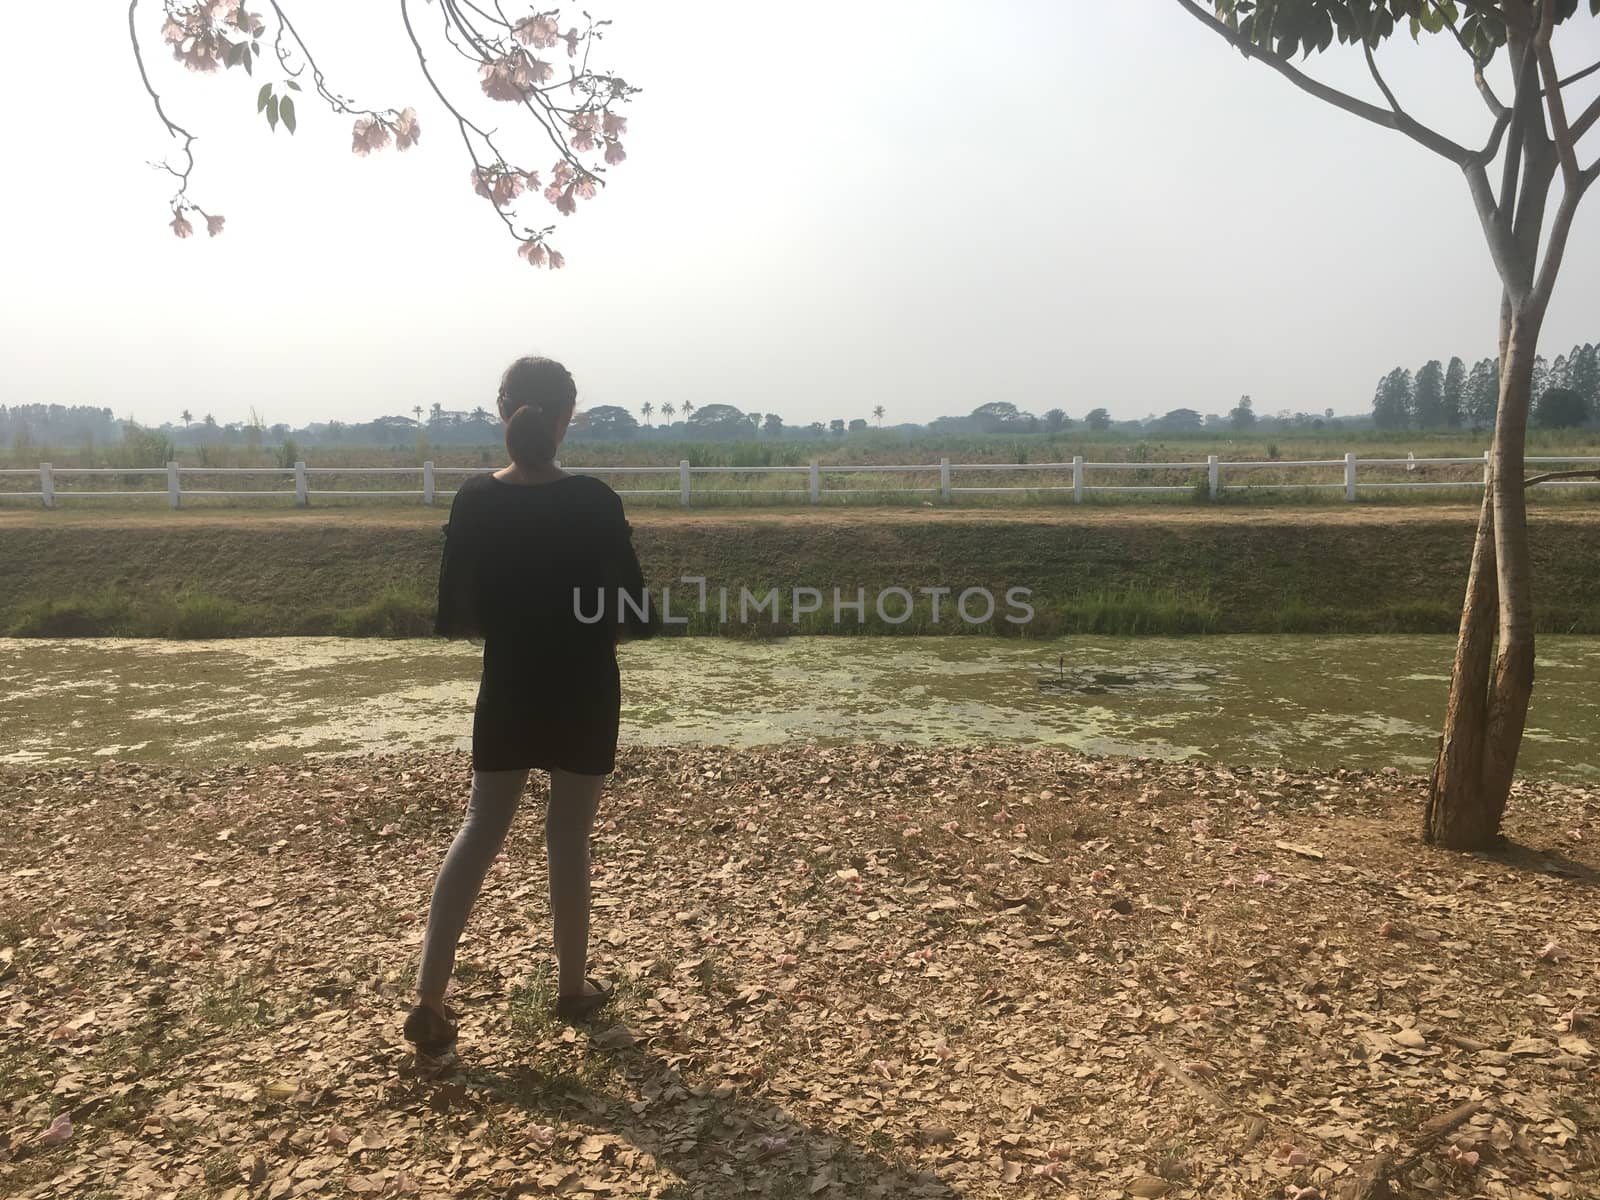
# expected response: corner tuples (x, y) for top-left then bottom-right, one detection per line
(497, 356), (576, 468)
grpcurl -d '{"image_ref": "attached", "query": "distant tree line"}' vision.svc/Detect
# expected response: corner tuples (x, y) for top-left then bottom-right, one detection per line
(17, 379), (1578, 458)
(1371, 342), (1600, 432)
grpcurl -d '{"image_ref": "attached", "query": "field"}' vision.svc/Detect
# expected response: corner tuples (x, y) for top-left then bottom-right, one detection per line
(2, 746), (1595, 1199)
(4, 504), (1600, 639)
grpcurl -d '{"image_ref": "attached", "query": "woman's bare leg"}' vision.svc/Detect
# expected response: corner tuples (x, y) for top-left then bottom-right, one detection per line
(416, 769), (529, 1011)
(546, 768), (604, 997)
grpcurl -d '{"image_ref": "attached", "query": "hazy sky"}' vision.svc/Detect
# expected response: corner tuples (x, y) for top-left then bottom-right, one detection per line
(2, 2), (1598, 429)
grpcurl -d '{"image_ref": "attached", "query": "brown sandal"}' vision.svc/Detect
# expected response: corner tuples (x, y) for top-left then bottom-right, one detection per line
(554, 977), (614, 1023)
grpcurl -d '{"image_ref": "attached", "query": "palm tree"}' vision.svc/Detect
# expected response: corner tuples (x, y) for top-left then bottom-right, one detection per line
(641, 401), (654, 427)
(202, 413), (217, 428)
(872, 405), (885, 427)
(661, 402), (676, 425)
(180, 409), (193, 428)
(471, 406), (489, 424)
(681, 400), (695, 422)
(412, 405), (424, 427)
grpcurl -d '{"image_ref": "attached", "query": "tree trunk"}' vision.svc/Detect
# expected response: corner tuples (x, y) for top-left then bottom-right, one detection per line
(1425, 315), (1540, 849)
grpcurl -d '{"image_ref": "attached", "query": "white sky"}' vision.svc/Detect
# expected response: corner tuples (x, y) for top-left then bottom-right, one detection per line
(1, 2), (1598, 429)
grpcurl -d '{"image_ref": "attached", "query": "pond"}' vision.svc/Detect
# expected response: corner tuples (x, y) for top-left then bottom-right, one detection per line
(2, 636), (1597, 780)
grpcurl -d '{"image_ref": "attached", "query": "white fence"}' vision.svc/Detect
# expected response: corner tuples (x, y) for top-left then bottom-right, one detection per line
(2, 453), (1599, 508)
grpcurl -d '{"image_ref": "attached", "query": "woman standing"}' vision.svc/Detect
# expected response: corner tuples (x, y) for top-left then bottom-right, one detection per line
(405, 355), (654, 1060)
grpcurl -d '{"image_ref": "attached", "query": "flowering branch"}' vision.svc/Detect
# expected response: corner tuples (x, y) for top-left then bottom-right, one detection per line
(129, 0), (638, 266)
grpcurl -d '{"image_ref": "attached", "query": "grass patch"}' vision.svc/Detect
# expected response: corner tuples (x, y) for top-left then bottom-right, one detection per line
(1053, 587), (1220, 635)
(6, 588), (135, 636)
(327, 587), (434, 637)
(162, 592), (250, 639)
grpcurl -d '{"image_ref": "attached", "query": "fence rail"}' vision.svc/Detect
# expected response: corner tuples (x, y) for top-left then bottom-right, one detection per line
(4, 453), (1599, 508)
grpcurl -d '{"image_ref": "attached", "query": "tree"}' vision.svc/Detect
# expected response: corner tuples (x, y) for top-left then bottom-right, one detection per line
(763, 413), (784, 437)
(848, 418), (868, 434)
(1229, 394), (1256, 430)
(1181, 0), (1600, 850)
(640, 402), (654, 428)
(1371, 368), (1413, 431)
(1413, 359), (1447, 428)
(684, 403), (748, 440)
(180, 409), (193, 428)
(1463, 357), (1500, 428)
(872, 405), (886, 426)
(1568, 343), (1599, 415)
(829, 419), (846, 436)
(970, 401), (1027, 432)
(1084, 407), (1112, 432)
(1146, 408), (1203, 432)
(578, 404), (640, 439)
(128, 2), (637, 268)
(660, 402), (676, 425)
(1443, 356), (1468, 427)
(1042, 408), (1068, 432)
(1534, 385), (1589, 427)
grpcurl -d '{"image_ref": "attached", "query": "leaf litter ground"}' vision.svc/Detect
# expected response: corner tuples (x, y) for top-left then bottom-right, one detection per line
(1, 746), (1595, 1199)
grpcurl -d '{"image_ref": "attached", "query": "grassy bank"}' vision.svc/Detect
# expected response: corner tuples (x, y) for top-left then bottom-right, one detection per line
(4, 506), (1600, 638)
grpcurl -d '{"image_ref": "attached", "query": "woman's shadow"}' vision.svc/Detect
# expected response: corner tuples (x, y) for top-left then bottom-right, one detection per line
(414, 1020), (963, 1198)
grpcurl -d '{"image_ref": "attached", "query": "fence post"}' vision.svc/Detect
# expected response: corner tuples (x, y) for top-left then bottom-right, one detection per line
(295, 461), (308, 507)
(1207, 454), (1219, 501)
(809, 460), (820, 504)
(1483, 449), (1491, 489)
(679, 460), (692, 507)
(423, 461), (436, 506)
(1344, 452), (1357, 502)
(1072, 455), (1084, 505)
(167, 461), (181, 509)
(939, 458), (951, 504)
(39, 462), (54, 509)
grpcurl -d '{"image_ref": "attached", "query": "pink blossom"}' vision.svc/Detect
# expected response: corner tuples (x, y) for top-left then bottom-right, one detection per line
(161, 18), (185, 44)
(513, 13), (560, 47)
(604, 138), (626, 165)
(1537, 940), (1564, 963)
(527, 57), (554, 85)
(480, 56), (534, 102)
(574, 177), (597, 200)
(352, 117), (391, 156)
(602, 111), (627, 136)
(570, 128), (596, 152)
(205, 214), (225, 237)
(170, 209), (194, 239)
(518, 239), (549, 267)
(393, 107), (422, 151)
(547, 249), (565, 269)
(1254, 871), (1274, 887)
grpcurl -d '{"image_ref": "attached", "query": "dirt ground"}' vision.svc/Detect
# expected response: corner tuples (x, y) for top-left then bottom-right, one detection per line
(1, 746), (1595, 1199)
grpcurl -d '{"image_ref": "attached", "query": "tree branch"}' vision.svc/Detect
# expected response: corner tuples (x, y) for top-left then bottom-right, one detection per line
(1535, 1), (1583, 191)
(126, 0), (198, 206)
(1172, 0), (1477, 165)
(1523, 469), (1600, 488)
(1430, 0), (1505, 116)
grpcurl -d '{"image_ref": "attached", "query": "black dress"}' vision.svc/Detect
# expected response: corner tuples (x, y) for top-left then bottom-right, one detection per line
(435, 473), (655, 775)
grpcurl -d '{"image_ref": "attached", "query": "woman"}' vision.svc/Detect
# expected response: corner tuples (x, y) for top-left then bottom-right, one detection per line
(405, 355), (654, 1060)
